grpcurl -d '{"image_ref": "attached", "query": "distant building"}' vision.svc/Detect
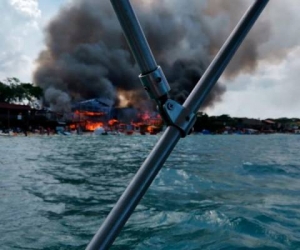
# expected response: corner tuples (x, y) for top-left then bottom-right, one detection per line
(237, 118), (262, 130)
(111, 107), (138, 123)
(262, 119), (276, 131)
(72, 98), (113, 113)
(0, 102), (31, 129)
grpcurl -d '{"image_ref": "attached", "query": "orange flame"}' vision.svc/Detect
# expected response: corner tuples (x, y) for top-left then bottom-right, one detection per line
(69, 124), (76, 130)
(137, 111), (163, 125)
(108, 119), (119, 126)
(75, 110), (105, 116)
(85, 121), (104, 131)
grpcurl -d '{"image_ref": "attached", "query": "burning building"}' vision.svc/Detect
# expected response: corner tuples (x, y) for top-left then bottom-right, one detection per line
(34, 0), (271, 115)
(33, 0), (277, 131)
(69, 97), (162, 133)
(70, 97), (112, 131)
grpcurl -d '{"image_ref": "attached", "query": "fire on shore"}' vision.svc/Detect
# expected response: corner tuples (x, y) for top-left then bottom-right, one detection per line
(0, 98), (164, 135)
(67, 97), (164, 134)
(69, 109), (163, 135)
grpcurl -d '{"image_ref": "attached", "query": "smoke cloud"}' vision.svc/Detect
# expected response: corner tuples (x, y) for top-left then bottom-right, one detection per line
(34, 0), (271, 112)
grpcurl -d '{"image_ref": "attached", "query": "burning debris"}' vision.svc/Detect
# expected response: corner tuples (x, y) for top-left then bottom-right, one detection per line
(34, 0), (271, 114)
(68, 97), (162, 133)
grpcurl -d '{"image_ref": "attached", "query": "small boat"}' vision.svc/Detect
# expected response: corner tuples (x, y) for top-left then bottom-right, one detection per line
(94, 127), (108, 135)
(0, 131), (14, 136)
(0, 133), (12, 137)
(57, 131), (72, 136)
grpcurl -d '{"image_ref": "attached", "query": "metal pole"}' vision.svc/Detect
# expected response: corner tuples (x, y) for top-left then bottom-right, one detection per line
(86, 0), (268, 249)
(110, 0), (157, 74)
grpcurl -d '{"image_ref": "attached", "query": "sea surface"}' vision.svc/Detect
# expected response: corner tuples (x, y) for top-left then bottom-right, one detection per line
(1, 133), (300, 250)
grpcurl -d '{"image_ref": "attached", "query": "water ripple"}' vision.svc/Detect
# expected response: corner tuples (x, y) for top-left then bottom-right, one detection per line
(1, 134), (300, 249)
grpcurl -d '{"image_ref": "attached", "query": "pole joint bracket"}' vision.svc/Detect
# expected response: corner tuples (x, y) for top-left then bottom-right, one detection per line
(139, 66), (170, 104)
(162, 99), (196, 137)
(139, 65), (195, 137)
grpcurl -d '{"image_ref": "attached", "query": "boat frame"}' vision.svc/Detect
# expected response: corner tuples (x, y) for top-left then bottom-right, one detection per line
(86, 0), (269, 249)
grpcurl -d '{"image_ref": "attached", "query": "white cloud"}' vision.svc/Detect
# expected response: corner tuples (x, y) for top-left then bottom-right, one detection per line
(202, 0), (300, 118)
(10, 0), (41, 19)
(0, 0), (70, 83)
(0, 0), (42, 82)
(207, 46), (300, 119)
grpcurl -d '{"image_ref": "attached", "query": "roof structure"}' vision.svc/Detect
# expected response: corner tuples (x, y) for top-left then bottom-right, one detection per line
(0, 102), (31, 110)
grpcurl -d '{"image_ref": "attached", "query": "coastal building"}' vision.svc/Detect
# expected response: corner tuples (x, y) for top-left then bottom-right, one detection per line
(0, 102), (31, 130)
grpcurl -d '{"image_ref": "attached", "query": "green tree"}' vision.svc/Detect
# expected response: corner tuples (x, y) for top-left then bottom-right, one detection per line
(0, 78), (43, 105)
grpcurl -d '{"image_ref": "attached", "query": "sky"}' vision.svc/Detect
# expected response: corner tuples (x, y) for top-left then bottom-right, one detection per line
(0, 0), (300, 119)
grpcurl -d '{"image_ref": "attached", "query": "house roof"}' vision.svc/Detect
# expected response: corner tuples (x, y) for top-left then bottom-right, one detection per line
(263, 119), (275, 124)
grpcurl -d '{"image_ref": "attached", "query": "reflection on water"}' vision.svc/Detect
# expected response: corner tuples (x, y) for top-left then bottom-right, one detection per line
(1, 134), (300, 249)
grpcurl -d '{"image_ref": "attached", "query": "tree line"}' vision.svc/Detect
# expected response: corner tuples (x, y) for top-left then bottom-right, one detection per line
(0, 78), (43, 105)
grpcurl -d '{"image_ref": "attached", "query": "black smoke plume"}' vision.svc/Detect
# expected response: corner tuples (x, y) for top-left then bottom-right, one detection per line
(34, 0), (270, 112)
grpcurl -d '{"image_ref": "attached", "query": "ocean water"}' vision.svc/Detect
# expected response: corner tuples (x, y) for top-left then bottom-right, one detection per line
(1, 133), (300, 250)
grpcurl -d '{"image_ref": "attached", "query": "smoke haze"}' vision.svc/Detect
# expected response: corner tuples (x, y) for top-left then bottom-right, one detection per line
(34, 0), (271, 112)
